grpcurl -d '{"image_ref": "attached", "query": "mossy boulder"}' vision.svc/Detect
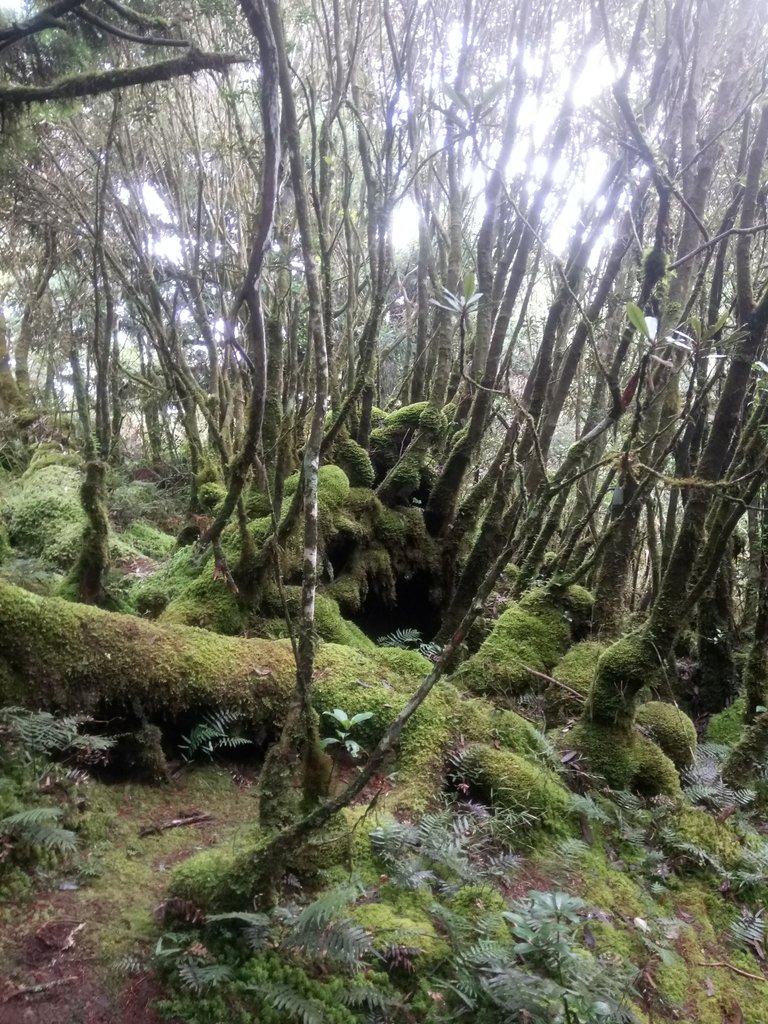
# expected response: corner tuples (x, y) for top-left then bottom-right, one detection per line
(545, 641), (606, 724)
(1, 463), (85, 568)
(455, 742), (570, 835)
(119, 521), (176, 561)
(350, 900), (448, 968)
(635, 701), (697, 769)
(451, 586), (592, 699)
(563, 721), (680, 795)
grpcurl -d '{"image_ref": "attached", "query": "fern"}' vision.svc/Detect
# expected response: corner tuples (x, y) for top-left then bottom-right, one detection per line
(377, 627), (422, 649)
(256, 983), (324, 1024)
(177, 961), (234, 993)
(728, 908), (765, 955)
(0, 806), (78, 854)
(179, 710), (251, 761)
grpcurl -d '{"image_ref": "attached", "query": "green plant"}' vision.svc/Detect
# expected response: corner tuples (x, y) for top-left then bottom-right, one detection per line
(441, 890), (639, 1023)
(320, 708), (374, 760)
(179, 710), (251, 761)
(377, 628), (442, 662)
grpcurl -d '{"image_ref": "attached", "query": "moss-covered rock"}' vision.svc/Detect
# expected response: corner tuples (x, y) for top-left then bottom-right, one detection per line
(585, 629), (662, 728)
(451, 587), (591, 699)
(1, 463), (85, 568)
(160, 567), (243, 635)
(197, 481), (227, 512)
(563, 721), (680, 795)
(545, 641), (606, 724)
(455, 742), (570, 835)
(635, 701), (697, 769)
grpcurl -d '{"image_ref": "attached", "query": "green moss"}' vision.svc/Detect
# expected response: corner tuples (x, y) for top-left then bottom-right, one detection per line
(670, 806), (743, 869)
(129, 545), (201, 617)
(451, 587), (576, 698)
(350, 899), (448, 967)
(197, 481), (227, 512)
(546, 641), (606, 724)
(448, 883), (506, 919)
(160, 567), (243, 635)
(0, 522), (10, 564)
(635, 701), (697, 768)
(564, 721), (680, 795)
(457, 742), (570, 834)
(334, 436), (375, 488)
(120, 521), (176, 560)
(723, 712), (768, 786)
(706, 697), (745, 745)
(586, 630), (661, 727)
(2, 463), (84, 567)
(168, 845), (255, 911)
(457, 696), (551, 760)
(370, 402), (428, 454)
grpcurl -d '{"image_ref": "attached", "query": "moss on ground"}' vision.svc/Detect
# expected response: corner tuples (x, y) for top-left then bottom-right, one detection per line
(456, 742), (570, 835)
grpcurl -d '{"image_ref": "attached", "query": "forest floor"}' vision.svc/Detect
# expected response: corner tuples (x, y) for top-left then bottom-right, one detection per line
(0, 765), (259, 1024)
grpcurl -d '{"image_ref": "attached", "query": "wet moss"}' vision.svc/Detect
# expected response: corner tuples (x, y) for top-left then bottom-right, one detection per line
(635, 701), (697, 769)
(160, 567), (243, 635)
(350, 900), (448, 967)
(120, 521), (176, 560)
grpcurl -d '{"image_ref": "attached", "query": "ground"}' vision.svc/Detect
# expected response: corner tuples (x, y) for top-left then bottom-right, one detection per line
(0, 765), (258, 1024)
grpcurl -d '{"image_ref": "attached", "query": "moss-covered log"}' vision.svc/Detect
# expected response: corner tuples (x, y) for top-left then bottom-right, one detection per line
(0, 579), (548, 810)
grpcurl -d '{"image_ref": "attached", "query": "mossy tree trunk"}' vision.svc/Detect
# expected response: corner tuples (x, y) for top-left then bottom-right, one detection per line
(71, 460), (110, 607)
(695, 558), (737, 716)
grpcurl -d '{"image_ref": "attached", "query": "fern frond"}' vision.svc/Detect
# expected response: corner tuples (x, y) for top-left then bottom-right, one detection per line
(728, 908), (765, 953)
(377, 628), (422, 649)
(258, 983), (324, 1024)
(177, 961), (233, 993)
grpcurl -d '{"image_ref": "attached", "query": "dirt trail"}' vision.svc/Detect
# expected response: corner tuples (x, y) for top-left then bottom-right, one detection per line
(0, 765), (257, 1024)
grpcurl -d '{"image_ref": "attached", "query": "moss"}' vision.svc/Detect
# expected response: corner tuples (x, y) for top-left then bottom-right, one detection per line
(451, 587), (577, 698)
(671, 806), (743, 869)
(350, 900), (448, 967)
(160, 567), (243, 635)
(168, 845), (255, 911)
(545, 641), (606, 724)
(0, 522), (10, 564)
(723, 712), (768, 786)
(129, 545), (202, 617)
(313, 593), (373, 650)
(120, 521), (176, 560)
(197, 481), (227, 512)
(564, 721), (680, 795)
(69, 459), (111, 605)
(706, 697), (745, 745)
(635, 701), (697, 769)
(586, 630), (662, 727)
(448, 883), (506, 919)
(327, 574), (363, 614)
(457, 696), (550, 759)
(2, 463), (85, 567)
(334, 436), (375, 488)
(456, 742), (570, 834)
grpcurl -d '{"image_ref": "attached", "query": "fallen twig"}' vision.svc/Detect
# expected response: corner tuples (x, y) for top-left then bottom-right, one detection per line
(522, 664), (586, 702)
(698, 961), (767, 982)
(2, 976), (78, 1002)
(139, 812), (213, 837)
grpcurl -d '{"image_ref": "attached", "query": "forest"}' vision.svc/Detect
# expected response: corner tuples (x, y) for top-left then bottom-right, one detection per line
(2, 0), (768, 1020)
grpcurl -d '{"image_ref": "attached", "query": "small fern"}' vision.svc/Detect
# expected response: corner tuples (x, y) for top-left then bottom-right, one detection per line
(179, 710), (251, 761)
(377, 627), (422, 648)
(728, 908), (765, 955)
